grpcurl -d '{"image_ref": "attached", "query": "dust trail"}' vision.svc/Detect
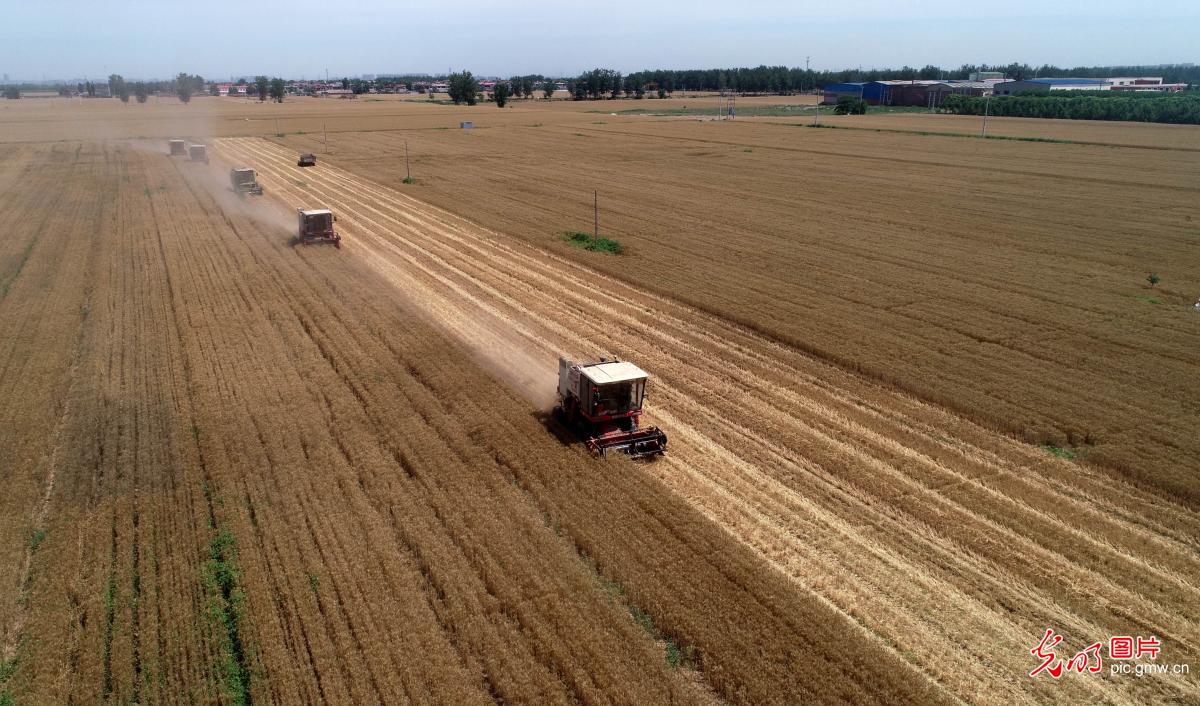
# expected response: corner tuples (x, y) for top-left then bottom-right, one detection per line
(201, 138), (561, 409)
(356, 243), (561, 410)
(149, 139), (296, 244)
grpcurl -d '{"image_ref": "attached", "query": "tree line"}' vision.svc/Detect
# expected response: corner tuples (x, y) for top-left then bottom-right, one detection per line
(558, 63), (1199, 98)
(0, 72), (289, 104)
(942, 92), (1200, 125)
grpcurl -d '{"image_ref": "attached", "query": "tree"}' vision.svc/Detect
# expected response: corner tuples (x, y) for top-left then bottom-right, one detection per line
(107, 74), (125, 99)
(447, 71), (479, 106)
(522, 76), (534, 98)
(341, 77), (350, 90)
(86, 81), (96, 97)
(3, 87), (19, 100)
(269, 77), (285, 103)
(493, 80), (511, 108)
(117, 81), (131, 103)
(175, 73), (192, 103)
(1147, 272), (1161, 287)
(623, 74), (641, 99)
(209, 83), (220, 97)
(134, 82), (148, 103)
(834, 95), (867, 115)
(542, 79), (556, 99)
(255, 76), (269, 102)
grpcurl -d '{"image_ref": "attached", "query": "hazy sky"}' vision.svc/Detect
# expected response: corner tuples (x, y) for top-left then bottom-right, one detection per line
(4, 1), (1197, 80)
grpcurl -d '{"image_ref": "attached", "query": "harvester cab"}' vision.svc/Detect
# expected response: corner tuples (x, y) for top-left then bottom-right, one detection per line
(188, 144), (209, 164)
(230, 167), (263, 196)
(555, 357), (667, 459)
(168, 139), (186, 156)
(297, 153), (316, 167)
(297, 209), (342, 248)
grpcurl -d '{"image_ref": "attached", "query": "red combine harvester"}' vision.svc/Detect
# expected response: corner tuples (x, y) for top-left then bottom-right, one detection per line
(555, 357), (667, 459)
(297, 209), (342, 248)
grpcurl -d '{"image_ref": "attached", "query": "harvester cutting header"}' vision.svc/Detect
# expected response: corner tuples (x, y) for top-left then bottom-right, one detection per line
(555, 357), (667, 459)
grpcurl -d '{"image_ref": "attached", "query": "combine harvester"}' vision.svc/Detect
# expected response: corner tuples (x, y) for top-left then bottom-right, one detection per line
(297, 209), (342, 248)
(188, 144), (209, 164)
(229, 167), (263, 197)
(555, 357), (667, 458)
(297, 153), (317, 167)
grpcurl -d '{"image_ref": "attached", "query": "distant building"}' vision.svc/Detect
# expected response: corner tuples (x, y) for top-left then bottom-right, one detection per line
(890, 82), (957, 106)
(992, 78), (1108, 95)
(858, 80), (964, 106)
(820, 82), (865, 104)
(1106, 77), (1187, 92)
(969, 71), (1005, 82)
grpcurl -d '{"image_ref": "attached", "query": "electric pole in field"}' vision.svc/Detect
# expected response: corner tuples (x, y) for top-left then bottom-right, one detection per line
(405, 140), (411, 182)
(981, 94), (992, 137)
(594, 190), (599, 239)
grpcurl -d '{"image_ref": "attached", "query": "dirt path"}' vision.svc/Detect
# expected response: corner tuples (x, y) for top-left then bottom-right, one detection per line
(220, 136), (1200, 704)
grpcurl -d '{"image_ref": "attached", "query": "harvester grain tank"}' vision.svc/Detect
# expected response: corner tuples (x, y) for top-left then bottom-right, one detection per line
(297, 209), (341, 248)
(188, 144), (209, 164)
(230, 167), (263, 196)
(297, 153), (316, 167)
(168, 139), (186, 156)
(555, 357), (667, 458)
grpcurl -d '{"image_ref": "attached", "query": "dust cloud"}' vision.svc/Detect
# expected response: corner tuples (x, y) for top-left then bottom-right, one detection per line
(174, 135), (561, 410)
(381, 268), (562, 411)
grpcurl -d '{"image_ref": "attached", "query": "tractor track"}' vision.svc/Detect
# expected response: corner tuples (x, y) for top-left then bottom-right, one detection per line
(215, 136), (1200, 704)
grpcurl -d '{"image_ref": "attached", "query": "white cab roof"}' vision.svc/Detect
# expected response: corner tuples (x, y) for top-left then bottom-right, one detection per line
(581, 360), (648, 384)
(300, 209), (332, 216)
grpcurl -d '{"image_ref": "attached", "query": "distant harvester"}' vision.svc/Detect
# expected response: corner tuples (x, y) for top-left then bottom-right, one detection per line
(188, 144), (209, 164)
(230, 168), (262, 196)
(297, 208), (341, 248)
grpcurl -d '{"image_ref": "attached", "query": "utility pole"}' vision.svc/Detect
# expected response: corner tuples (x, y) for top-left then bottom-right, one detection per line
(405, 140), (411, 181)
(981, 94), (992, 137)
(806, 56), (811, 93)
(323, 122), (328, 149)
(593, 190), (599, 239)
